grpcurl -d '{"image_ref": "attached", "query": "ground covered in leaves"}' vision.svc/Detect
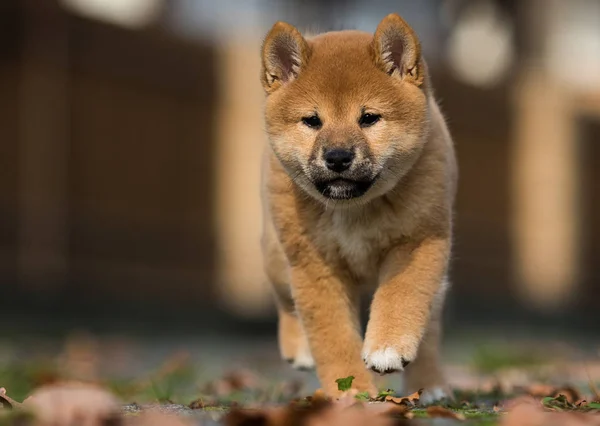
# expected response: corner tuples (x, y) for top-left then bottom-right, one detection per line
(0, 332), (599, 425)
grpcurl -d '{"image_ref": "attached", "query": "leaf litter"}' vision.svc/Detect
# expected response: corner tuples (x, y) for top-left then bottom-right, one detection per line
(2, 335), (600, 425)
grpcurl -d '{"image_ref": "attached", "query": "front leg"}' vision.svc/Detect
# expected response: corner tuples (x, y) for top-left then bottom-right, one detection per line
(291, 263), (376, 397)
(363, 237), (450, 376)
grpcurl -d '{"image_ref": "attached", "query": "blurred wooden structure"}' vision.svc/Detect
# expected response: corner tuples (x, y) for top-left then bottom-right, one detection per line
(0, 0), (218, 309)
(511, 0), (600, 312)
(0, 0), (598, 328)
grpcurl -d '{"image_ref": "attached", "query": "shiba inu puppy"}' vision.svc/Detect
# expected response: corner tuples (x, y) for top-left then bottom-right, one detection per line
(260, 13), (457, 402)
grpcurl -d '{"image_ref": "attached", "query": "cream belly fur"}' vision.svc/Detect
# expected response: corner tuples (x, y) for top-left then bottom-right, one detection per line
(259, 14), (457, 399)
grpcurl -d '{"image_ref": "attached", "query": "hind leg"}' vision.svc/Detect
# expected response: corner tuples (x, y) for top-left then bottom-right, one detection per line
(277, 307), (314, 370)
(403, 288), (451, 404)
(263, 225), (314, 370)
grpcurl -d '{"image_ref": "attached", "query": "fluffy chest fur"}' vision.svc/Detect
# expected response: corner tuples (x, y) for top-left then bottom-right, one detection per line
(314, 206), (402, 284)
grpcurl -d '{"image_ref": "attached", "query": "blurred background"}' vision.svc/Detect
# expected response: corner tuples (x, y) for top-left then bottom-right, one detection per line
(1, 0), (599, 392)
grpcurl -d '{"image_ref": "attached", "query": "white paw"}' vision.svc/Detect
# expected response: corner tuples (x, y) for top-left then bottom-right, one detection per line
(362, 347), (408, 374)
(291, 343), (315, 371)
(420, 387), (450, 405)
(362, 335), (419, 374)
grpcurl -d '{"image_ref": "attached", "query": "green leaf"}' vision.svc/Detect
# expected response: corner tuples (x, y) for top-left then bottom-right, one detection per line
(377, 389), (395, 398)
(355, 391), (370, 401)
(373, 389), (395, 401)
(542, 395), (572, 411)
(335, 376), (355, 392)
(588, 402), (600, 409)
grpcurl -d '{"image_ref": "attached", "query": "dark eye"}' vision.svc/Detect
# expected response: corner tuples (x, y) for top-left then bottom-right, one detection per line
(302, 115), (322, 129)
(359, 113), (381, 127)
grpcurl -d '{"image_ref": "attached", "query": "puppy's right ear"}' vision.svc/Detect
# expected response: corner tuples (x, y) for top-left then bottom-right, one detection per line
(261, 22), (309, 94)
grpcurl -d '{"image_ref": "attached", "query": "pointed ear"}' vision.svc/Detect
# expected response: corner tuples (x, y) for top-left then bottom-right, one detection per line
(261, 21), (309, 93)
(372, 14), (424, 86)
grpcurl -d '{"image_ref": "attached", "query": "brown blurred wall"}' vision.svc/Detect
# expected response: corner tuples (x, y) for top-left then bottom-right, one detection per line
(1, 0), (218, 307)
(1, 0), (599, 326)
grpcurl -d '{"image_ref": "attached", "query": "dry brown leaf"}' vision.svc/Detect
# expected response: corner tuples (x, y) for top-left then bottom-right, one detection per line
(306, 404), (393, 426)
(308, 396), (398, 426)
(188, 397), (220, 409)
(374, 403), (413, 419)
(0, 387), (22, 409)
(426, 406), (466, 421)
(502, 400), (600, 426)
(23, 381), (120, 426)
(224, 392), (402, 426)
(125, 412), (192, 426)
(223, 407), (292, 426)
(554, 386), (584, 404)
(384, 389), (422, 406)
(501, 395), (540, 411)
(526, 383), (583, 405)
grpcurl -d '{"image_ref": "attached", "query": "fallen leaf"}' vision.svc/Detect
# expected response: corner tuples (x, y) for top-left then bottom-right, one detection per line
(23, 381), (120, 426)
(335, 376), (354, 392)
(426, 405), (466, 421)
(526, 383), (583, 405)
(0, 387), (22, 409)
(502, 400), (600, 426)
(188, 397), (220, 409)
(543, 394), (579, 411)
(224, 407), (288, 426)
(576, 400), (589, 409)
(224, 390), (406, 426)
(385, 389), (422, 406)
(555, 386), (584, 404)
(501, 396), (539, 411)
(308, 395), (399, 426)
(306, 404), (393, 426)
(376, 403), (413, 419)
(125, 412), (192, 426)
(376, 389), (395, 399)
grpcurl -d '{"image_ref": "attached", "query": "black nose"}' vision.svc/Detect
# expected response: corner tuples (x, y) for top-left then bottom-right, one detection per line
(323, 148), (355, 173)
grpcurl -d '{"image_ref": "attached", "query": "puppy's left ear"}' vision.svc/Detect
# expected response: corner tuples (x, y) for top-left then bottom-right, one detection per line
(372, 14), (424, 86)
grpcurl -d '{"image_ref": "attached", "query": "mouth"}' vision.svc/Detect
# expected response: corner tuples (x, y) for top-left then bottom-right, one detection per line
(314, 178), (375, 200)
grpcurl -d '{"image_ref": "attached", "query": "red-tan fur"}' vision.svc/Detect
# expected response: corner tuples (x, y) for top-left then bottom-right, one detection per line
(260, 14), (457, 399)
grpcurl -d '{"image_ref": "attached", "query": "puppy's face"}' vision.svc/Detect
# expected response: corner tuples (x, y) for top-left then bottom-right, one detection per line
(262, 14), (429, 204)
